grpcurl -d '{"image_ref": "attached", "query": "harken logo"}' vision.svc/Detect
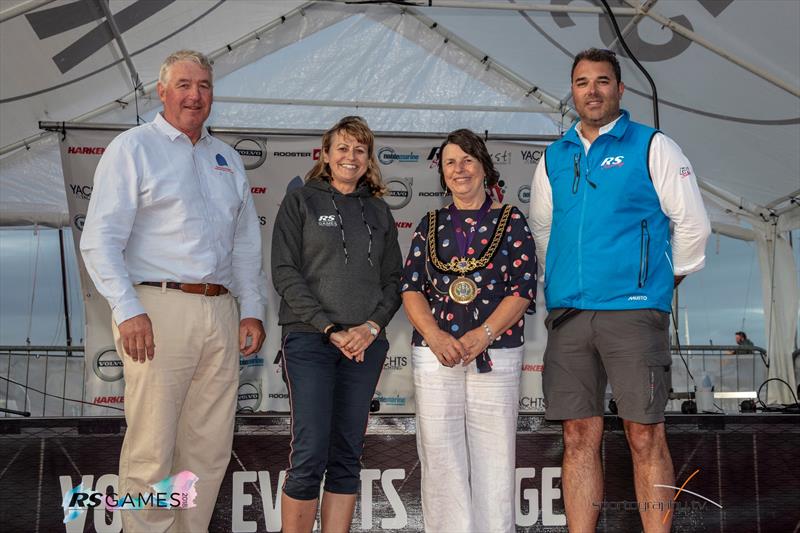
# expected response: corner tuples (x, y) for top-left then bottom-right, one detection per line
(377, 147), (419, 165)
(73, 214), (86, 232)
(67, 146), (105, 156)
(600, 155), (624, 169)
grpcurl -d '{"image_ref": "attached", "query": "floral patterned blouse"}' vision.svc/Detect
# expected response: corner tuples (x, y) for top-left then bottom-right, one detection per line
(400, 205), (537, 350)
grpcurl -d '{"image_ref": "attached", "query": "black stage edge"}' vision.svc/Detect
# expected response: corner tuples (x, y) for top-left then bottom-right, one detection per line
(1, 414), (798, 532)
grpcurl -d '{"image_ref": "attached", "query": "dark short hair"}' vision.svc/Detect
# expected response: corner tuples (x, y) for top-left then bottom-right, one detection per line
(735, 331), (747, 338)
(571, 48), (621, 84)
(436, 129), (499, 191)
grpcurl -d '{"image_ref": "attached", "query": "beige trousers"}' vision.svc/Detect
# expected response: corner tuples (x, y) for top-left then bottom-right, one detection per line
(113, 285), (239, 533)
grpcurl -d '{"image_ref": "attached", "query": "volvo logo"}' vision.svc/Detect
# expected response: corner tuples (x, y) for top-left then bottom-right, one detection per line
(233, 138), (267, 170)
(518, 185), (531, 203)
(383, 178), (413, 210)
(92, 346), (123, 382)
(237, 381), (262, 413)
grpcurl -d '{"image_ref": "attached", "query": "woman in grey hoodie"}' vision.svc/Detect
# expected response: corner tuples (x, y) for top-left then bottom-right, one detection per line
(271, 116), (402, 533)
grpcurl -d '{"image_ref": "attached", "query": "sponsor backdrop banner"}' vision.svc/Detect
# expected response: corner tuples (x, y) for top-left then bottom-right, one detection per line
(60, 127), (548, 414)
(2, 420), (797, 532)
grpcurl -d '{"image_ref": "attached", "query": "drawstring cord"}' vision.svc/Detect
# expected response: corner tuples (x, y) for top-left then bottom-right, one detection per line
(330, 191), (374, 266)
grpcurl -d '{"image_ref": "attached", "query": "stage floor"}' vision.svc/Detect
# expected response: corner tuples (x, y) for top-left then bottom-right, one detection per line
(1, 414), (798, 532)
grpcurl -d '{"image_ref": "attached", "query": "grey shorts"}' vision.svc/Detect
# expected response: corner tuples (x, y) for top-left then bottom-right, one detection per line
(542, 308), (671, 424)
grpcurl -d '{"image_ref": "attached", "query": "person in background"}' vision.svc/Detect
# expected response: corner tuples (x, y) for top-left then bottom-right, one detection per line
(271, 116), (402, 533)
(81, 49), (267, 532)
(401, 128), (536, 533)
(529, 48), (711, 532)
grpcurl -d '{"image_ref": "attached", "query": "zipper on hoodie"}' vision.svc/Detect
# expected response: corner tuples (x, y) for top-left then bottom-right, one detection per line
(638, 219), (650, 288)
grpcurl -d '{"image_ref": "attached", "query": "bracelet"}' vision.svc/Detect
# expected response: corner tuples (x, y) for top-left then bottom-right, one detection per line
(482, 323), (494, 342)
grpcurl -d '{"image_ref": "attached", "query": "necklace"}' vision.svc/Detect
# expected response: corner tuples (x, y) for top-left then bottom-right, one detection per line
(426, 201), (512, 304)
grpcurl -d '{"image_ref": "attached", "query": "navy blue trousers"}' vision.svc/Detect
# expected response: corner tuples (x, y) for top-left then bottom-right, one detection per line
(282, 332), (387, 500)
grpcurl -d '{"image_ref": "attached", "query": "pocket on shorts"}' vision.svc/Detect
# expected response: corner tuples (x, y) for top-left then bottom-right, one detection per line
(643, 350), (671, 415)
(645, 309), (670, 331)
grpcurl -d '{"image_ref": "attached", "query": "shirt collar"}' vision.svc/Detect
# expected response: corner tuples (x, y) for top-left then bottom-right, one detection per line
(153, 112), (210, 144)
(565, 109), (631, 147)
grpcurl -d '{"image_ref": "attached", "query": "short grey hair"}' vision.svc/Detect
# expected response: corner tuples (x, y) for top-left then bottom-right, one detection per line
(158, 50), (213, 85)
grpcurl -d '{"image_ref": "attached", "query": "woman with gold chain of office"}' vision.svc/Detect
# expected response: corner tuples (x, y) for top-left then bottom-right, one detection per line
(400, 128), (537, 532)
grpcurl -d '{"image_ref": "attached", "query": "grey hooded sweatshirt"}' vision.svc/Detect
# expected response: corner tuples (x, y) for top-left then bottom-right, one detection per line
(271, 178), (402, 337)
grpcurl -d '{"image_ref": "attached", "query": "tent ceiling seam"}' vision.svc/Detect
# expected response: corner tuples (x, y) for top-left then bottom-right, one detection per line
(96, 0), (143, 95)
(401, 5), (576, 120)
(0, 1), (318, 157)
(213, 96), (556, 113)
(621, 0), (800, 98)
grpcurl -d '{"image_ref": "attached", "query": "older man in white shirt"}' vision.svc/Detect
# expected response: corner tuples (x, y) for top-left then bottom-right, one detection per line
(81, 50), (267, 533)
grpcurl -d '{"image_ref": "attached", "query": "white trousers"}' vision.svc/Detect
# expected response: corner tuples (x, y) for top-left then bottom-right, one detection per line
(113, 285), (239, 533)
(413, 345), (523, 533)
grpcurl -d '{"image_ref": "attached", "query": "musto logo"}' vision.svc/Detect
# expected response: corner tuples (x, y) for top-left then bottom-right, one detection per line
(237, 382), (261, 413)
(377, 147), (419, 165)
(233, 138), (267, 170)
(92, 346), (123, 382)
(383, 178), (413, 210)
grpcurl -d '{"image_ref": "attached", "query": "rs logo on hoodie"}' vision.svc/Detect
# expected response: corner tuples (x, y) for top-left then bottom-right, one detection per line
(318, 215), (337, 227)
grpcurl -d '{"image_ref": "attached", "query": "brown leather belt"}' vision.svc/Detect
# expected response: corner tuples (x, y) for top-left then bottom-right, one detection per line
(139, 281), (229, 296)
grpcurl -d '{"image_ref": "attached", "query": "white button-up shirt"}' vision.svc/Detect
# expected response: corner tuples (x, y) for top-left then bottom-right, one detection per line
(530, 114), (711, 280)
(80, 113), (268, 325)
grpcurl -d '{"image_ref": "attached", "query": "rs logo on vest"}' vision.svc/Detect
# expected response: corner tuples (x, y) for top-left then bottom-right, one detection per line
(600, 156), (624, 169)
(318, 215), (337, 227)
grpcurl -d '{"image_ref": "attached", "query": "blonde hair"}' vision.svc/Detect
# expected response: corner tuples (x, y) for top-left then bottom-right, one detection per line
(305, 116), (385, 197)
(158, 50), (213, 85)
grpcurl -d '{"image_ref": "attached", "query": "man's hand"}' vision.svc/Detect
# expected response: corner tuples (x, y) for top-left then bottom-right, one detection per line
(240, 318), (266, 356)
(118, 313), (155, 363)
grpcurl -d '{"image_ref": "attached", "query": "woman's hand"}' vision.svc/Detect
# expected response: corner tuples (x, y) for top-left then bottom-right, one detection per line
(331, 324), (376, 362)
(459, 327), (492, 366)
(424, 329), (467, 367)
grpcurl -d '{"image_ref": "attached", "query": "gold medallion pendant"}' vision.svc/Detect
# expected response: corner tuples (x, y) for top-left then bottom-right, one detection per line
(449, 275), (478, 304)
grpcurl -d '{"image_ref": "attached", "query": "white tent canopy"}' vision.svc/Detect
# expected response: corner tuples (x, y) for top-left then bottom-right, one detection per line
(1, 0), (798, 402)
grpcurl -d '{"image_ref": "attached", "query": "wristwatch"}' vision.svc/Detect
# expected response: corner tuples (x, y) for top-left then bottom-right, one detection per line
(366, 322), (379, 338)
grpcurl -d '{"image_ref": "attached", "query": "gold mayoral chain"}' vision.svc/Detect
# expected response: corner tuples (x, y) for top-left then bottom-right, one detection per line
(426, 204), (513, 304)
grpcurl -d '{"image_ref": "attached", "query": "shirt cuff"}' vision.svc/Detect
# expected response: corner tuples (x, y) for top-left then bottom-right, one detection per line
(112, 298), (147, 326)
(673, 257), (706, 277)
(239, 301), (266, 324)
(310, 312), (332, 333)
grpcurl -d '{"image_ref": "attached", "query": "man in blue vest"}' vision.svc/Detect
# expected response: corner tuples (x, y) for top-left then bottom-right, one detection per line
(529, 48), (710, 532)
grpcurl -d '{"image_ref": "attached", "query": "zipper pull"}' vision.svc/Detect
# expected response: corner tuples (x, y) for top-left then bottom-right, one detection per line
(572, 153), (580, 194)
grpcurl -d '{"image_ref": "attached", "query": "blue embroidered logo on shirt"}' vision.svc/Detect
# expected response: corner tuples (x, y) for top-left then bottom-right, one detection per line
(214, 153), (233, 173)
